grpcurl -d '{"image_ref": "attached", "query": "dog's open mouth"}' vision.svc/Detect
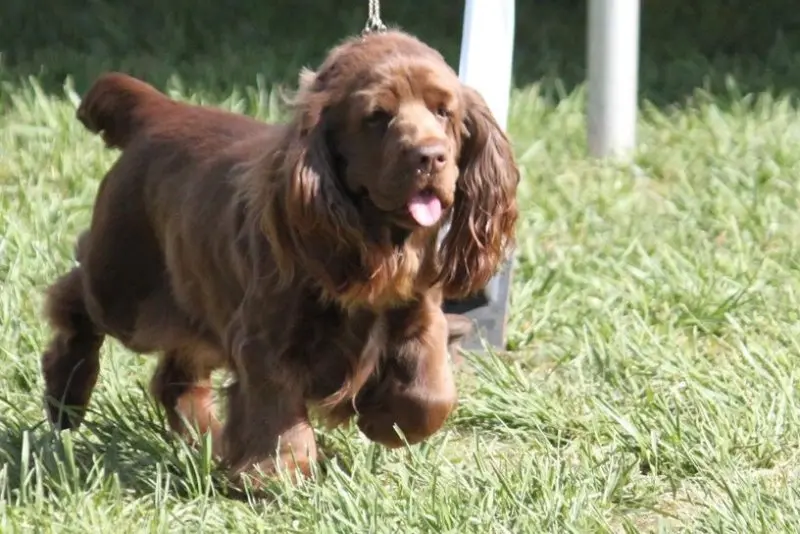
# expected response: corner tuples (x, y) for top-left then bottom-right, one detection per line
(407, 189), (443, 227)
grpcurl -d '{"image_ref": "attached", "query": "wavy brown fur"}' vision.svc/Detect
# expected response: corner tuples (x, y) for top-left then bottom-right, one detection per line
(40, 29), (519, 485)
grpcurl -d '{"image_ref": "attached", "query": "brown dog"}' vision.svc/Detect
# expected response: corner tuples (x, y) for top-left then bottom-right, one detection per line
(40, 30), (519, 483)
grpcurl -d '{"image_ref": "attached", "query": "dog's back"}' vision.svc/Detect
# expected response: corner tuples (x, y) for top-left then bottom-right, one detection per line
(77, 72), (268, 150)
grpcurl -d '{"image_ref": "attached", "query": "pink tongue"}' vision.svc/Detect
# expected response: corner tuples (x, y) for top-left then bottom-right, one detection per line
(408, 192), (443, 227)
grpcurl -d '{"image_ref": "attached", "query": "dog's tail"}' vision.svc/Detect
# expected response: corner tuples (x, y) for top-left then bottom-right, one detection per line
(77, 72), (171, 149)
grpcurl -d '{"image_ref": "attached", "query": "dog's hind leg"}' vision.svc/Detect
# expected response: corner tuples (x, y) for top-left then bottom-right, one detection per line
(41, 267), (105, 430)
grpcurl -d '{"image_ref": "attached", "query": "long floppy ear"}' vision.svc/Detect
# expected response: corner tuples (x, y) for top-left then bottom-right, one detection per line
(438, 85), (520, 300)
(262, 69), (363, 293)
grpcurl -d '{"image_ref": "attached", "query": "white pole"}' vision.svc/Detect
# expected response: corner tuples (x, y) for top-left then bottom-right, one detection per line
(447, 0), (516, 350)
(587, 0), (641, 158)
(458, 0), (515, 130)
(441, 0), (515, 251)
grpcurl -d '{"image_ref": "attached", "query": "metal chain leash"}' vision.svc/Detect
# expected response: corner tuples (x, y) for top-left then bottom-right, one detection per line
(363, 0), (387, 35)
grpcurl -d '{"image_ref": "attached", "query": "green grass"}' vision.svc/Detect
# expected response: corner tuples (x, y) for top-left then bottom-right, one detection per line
(4, 1), (800, 532)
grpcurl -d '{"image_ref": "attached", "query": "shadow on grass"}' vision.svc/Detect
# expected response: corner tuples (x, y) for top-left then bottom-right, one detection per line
(0, 385), (235, 500)
(0, 382), (381, 502)
(2, 0), (800, 108)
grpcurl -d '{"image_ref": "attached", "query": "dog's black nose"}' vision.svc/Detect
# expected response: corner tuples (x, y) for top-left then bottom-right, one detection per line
(410, 143), (447, 174)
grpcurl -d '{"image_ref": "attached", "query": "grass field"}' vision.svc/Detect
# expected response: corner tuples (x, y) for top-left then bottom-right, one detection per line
(4, 1), (800, 532)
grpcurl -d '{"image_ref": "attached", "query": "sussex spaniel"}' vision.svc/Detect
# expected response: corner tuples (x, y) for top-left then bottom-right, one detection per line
(40, 29), (519, 483)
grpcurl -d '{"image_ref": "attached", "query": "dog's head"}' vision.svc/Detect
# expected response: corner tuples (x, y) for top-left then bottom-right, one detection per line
(265, 30), (519, 306)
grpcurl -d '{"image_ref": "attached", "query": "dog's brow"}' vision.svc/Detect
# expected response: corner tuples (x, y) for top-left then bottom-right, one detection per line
(355, 88), (399, 116)
(405, 67), (457, 104)
(422, 86), (456, 107)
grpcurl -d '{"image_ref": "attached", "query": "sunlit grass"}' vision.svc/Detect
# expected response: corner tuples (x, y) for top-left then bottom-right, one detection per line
(4, 1), (800, 531)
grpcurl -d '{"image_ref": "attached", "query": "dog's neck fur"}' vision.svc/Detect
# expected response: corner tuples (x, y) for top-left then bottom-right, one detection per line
(327, 223), (440, 311)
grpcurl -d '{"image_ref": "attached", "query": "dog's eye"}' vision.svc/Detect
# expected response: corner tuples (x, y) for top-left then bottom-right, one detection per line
(435, 106), (451, 120)
(365, 109), (393, 129)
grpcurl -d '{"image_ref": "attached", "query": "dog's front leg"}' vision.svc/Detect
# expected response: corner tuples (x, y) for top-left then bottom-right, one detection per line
(355, 306), (458, 448)
(221, 326), (317, 486)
